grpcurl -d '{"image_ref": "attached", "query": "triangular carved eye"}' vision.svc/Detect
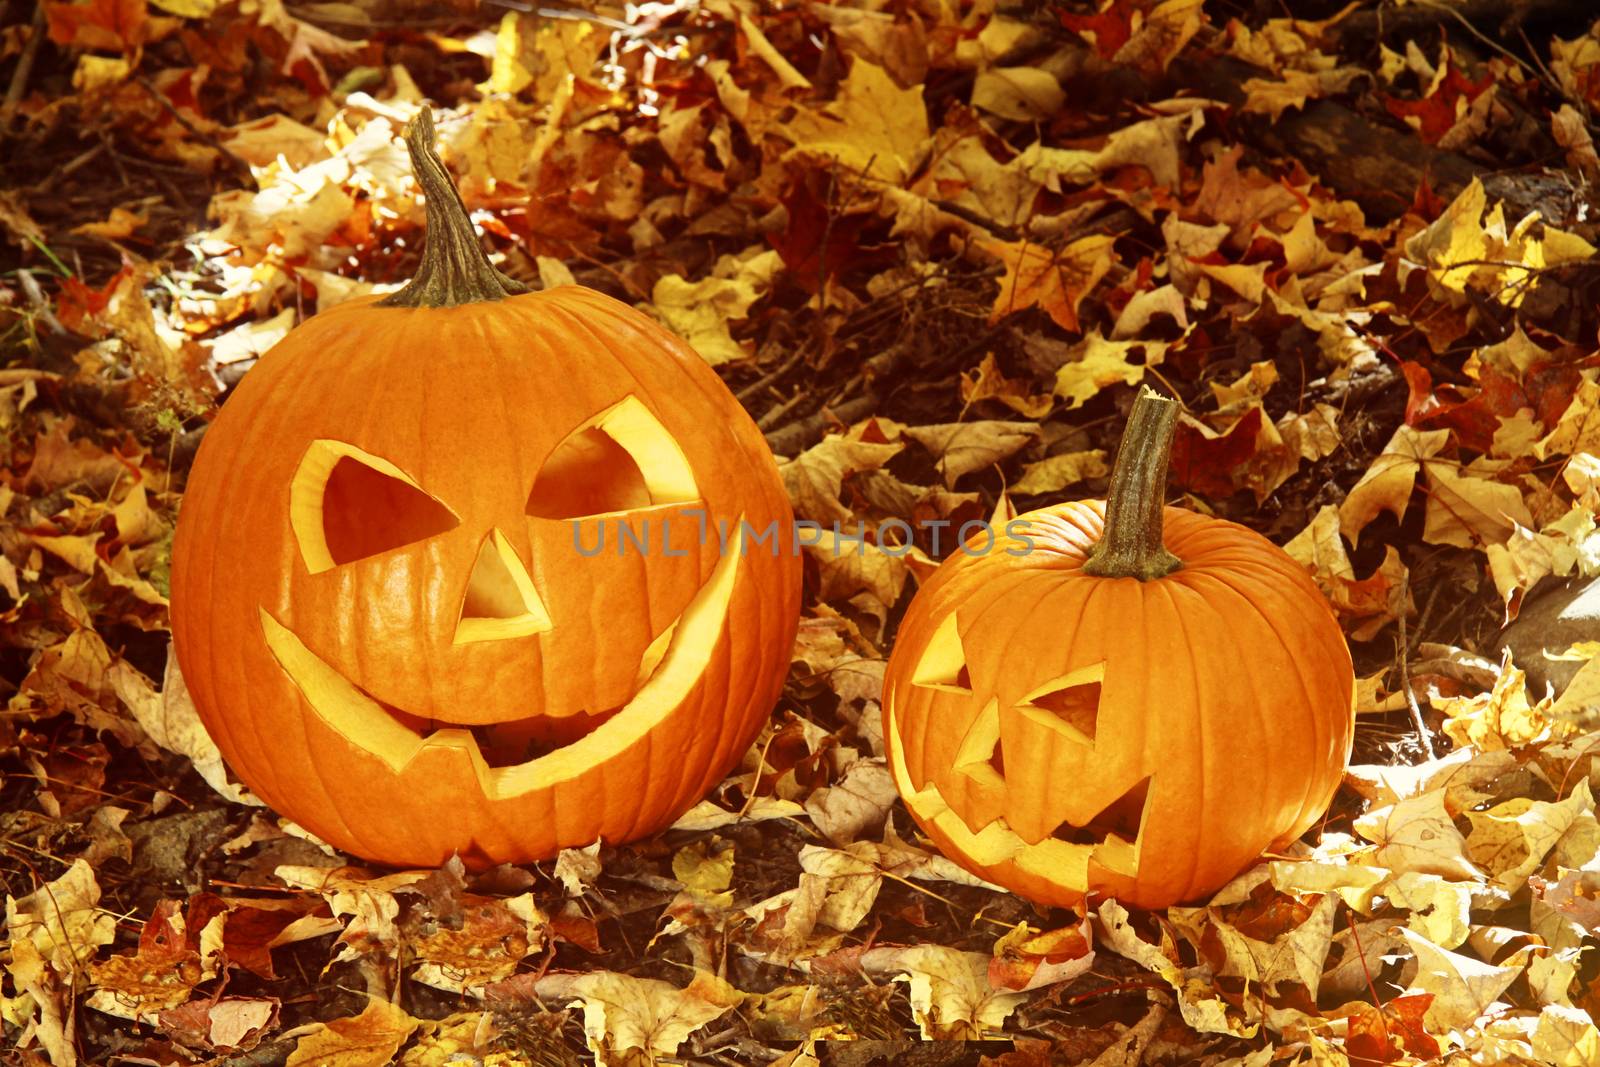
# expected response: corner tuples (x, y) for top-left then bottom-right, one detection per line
(911, 613), (972, 693)
(1015, 664), (1105, 746)
(291, 441), (458, 574)
(528, 396), (699, 520)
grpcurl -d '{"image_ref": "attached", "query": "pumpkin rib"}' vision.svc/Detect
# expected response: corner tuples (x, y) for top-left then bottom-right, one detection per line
(1190, 559), (1350, 851)
(1143, 576), (1200, 901)
(227, 339), (336, 794)
(1199, 559), (1348, 834)
(1175, 569), (1287, 893)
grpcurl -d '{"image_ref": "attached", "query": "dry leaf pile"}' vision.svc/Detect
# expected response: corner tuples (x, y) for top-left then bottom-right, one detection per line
(5, 0), (1600, 1064)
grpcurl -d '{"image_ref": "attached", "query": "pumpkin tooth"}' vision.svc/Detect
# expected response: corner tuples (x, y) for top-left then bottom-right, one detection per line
(257, 530), (741, 790)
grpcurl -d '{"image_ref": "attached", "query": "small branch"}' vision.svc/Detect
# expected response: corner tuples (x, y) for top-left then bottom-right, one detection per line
(137, 76), (255, 181)
(764, 394), (878, 456)
(0, 2), (46, 139)
(1396, 570), (1439, 761)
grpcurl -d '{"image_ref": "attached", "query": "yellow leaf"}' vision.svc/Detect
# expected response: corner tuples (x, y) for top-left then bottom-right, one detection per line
(1533, 1003), (1600, 1067)
(779, 428), (904, 522)
(1338, 425), (1449, 547)
(148, 0), (216, 17)
(1423, 463), (1534, 549)
(960, 353), (1053, 418)
(536, 969), (743, 1066)
(72, 54), (130, 94)
(903, 421), (1037, 487)
(1463, 784), (1598, 892)
(1397, 927), (1527, 1034)
(1536, 380), (1600, 461)
(651, 249), (782, 366)
(1209, 360), (1279, 411)
(972, 67), (1063, 121)
(287, 997), (419, 1067)
(1052, 332), (1162, 409)
(672, 838), (735, 905)
(783, 59), (928, 185)
(859, 945), (1027, 1040)
(72, 206), (147, 239)
(1011, 451), (1108, 496)
(1354, 790), (1483, 881)
(984, 234), (1116, 334)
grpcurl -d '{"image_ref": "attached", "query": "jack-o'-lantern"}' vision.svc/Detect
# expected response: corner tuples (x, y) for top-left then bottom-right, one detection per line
(883, 388), (1353, 910)
(171, 112), (800, 868)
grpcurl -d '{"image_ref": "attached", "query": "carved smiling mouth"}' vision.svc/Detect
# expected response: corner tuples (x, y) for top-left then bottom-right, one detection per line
(260, 543), (740, 799)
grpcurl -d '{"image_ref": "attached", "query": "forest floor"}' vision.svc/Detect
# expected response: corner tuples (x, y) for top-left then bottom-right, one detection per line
(5, 0), (1600, 1064)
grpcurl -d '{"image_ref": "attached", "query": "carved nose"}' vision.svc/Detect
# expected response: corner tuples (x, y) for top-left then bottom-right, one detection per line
(455, 529), (552, 644)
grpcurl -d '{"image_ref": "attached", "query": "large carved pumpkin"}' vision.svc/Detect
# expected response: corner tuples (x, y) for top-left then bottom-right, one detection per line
(171, 112), (800, 867)
(882, 389), (1353, 910)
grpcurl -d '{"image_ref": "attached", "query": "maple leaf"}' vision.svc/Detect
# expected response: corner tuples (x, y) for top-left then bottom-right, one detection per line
(5, 861), (118, 1065)
(1399, 927), (1528, 1034)
(1384, 62), (1496, 145)
(779, 424), (904, 522)
(988, 918), (1094, 992)
(1051, 332), (1166, 410)
(1011, 450), (1107, 496)
(982, 234), (1116, 334)
(535, 969), (743, 1066)
(859, 945), (1028, 1040)
(961, 353), (1053, 418)
(769, 173), (895, 293)
(783, 58), (929, 185)
(652, 248), (783, 366)
(1338, 424), (1449, 547)
(256, 0), (366, 87)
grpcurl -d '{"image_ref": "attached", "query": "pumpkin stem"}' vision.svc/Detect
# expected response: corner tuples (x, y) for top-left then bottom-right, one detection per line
(1082, 386), (1183, 580)
(378, 109), (529, 309)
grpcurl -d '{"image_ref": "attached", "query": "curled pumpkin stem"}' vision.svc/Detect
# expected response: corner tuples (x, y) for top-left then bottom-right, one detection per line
(379, 109), (530, 309)
(1082, 385), (1183, 580)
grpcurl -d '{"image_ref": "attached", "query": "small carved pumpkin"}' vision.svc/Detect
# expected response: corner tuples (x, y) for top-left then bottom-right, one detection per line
(882, 389), (1353, 909)
(171, 113), (800, 867)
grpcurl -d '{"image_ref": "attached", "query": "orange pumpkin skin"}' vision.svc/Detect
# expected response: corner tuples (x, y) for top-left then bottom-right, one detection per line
(172, 286), (800, 867)
(882, 503), (1354, 910)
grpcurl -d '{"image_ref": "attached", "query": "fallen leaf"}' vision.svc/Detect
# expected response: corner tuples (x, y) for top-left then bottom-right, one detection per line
(1338, 424), (1450, 547)
(859, 945), (1027, 1039)
(286, 996), (419, 1067)
(1398, 927), (1527, 1033)
(535, 969), (743, 1067)
(1010, 450), (1108, 496)
(903, 421), (1037, 486)
(982, 234), (1117, 334)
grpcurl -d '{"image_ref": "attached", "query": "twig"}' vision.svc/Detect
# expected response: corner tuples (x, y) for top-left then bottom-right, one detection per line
(1396, 570), (1439, 761)
(765, 394), (878, 456)
(0, 1), (46, 138)
(137, 76), (255, 180)
(479, 0), (639, 34)
(928, 198), (1020, 240)
(755, 390), (807, 432)
(734, 343), (806, 405)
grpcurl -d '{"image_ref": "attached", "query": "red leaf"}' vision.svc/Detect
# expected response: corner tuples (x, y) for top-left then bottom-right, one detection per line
(45, 0), (147, 51)
(1059, 0), (1137, 59)
(1168, 407), (1264, 499)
